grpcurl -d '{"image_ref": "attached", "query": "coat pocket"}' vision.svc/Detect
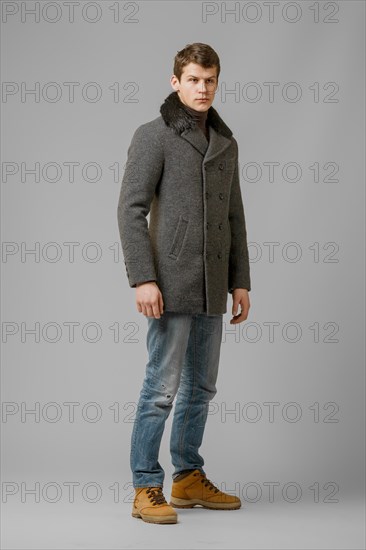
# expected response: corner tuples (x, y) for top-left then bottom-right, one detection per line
(168, 215), (189, 259)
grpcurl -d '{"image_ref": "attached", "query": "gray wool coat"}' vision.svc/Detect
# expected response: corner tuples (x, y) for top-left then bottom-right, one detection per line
(117, 90), (251, 315)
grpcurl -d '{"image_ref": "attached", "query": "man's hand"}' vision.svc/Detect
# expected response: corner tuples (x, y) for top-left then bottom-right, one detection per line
(230, 289), (250, 324)
(136, 281), (164, 319)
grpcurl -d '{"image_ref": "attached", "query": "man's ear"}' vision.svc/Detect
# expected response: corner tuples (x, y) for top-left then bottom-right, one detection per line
(170, 74), (180, 91)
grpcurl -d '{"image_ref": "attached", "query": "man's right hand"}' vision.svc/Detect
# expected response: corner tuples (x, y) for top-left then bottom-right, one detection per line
(135, 281), (164, 318)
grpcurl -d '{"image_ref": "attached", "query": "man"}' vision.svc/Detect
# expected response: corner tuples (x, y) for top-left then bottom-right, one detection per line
(117, 43), (251, 524)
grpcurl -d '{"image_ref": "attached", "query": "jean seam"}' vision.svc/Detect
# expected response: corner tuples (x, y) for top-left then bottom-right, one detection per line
(133, 484), (164, 488)
(153, 317), (162, 370)
(178, 317), (197, 469)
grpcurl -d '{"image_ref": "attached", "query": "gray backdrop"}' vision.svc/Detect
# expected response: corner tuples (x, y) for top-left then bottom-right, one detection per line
(1, 1), (365, 548)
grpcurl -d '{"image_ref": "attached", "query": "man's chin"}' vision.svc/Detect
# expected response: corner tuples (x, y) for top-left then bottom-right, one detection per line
(194, 100), (212, 109)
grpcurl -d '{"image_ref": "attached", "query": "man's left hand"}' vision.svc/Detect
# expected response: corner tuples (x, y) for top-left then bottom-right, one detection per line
(230, 289), (250, 324)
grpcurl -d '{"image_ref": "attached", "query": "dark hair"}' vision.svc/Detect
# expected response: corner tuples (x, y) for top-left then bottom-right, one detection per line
(173, 43), (220, 82)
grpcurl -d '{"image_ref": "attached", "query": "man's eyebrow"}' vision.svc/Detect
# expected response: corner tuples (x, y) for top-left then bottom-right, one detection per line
(186, 74), (217, 79)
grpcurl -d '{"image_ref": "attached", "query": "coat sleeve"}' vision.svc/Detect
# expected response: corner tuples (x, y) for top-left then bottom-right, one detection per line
(228, 139), (251, 293)
(117, 124), (164, 288)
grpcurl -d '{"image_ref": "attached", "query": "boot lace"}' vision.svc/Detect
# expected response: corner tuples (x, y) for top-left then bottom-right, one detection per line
(146, 487), (168, 506)
(193, 471), (220, 493)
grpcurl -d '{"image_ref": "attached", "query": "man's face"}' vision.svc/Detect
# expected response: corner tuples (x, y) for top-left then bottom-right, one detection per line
(171, 62), (218, 111)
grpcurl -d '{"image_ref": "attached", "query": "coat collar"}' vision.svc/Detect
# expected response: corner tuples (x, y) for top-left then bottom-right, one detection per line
(160, 90), (233, 138)
(160, 91), (233, 162)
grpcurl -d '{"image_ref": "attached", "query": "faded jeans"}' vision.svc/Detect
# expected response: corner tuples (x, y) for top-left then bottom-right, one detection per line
(130, 311), (223, 488)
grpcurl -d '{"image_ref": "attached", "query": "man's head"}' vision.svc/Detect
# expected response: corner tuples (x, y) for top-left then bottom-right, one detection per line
(170, 43), (220, 112)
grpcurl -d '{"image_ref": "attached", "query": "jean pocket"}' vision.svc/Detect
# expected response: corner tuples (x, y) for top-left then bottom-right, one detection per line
(168, 215), (189, 259)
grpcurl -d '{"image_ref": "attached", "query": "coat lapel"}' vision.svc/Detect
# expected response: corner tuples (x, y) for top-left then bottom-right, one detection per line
(204, 125), (232, 164)
(180, 126), (209, 157)
(160, 91), (233, 163)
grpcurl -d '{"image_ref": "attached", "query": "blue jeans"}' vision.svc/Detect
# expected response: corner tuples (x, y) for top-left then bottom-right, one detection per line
(130, 311), (223, 488)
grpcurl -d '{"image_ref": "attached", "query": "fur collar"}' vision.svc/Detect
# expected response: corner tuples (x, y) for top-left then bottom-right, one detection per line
(160, 91), (233, 138)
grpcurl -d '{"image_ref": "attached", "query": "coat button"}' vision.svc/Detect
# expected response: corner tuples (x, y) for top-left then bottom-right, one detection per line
(217, 252), (222, 259)
(218, 163), (224, 170)
(218, 223), (222, 230)
(219, 193), (224, 200)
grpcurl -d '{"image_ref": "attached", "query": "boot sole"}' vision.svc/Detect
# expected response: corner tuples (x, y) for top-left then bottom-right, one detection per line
(170, 496), (241, 510)
(132, 510), (177, 524)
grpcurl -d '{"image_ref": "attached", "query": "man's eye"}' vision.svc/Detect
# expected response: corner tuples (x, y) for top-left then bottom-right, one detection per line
(189, 78), (214, 83)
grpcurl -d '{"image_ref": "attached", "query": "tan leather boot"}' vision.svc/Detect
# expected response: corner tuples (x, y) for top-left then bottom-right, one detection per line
(132, 486), (178, 524)
(170, 469), (241, 510)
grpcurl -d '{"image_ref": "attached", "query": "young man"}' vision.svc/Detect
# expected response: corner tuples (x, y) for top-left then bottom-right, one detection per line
(117, 43), (251, 524)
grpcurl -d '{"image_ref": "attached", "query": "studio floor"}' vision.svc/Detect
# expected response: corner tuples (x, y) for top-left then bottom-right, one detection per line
(2, 492), (365, 549)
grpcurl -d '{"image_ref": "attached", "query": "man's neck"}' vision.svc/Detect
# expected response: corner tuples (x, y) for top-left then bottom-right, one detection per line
(179, 97), (209, 139)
